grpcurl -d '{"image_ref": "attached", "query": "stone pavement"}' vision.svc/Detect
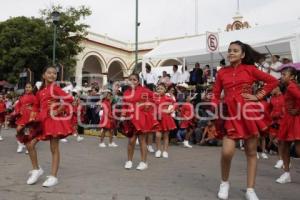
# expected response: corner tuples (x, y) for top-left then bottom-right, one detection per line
(0, 128), (299, 200)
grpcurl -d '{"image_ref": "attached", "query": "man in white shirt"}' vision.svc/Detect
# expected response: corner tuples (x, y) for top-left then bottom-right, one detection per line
(142, 65), (157, 91)
(170, 65), (181, 84)
(180, 66), (190, 83)
(269, 55), (282, 79)
(256, 58), (270, 73)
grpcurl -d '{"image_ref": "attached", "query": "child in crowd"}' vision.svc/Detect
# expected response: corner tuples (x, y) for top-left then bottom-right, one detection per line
(268, 86), (285, 168)
(99, 89), (118, 148)
(0, 94), (6, 141)
(200, 120), (218, 146)
(276, 67), (300, 184)
(154, 83), (177, 158)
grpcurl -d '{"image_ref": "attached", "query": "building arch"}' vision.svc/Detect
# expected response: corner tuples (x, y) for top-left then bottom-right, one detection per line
(107, 58), (127, 82)
(82, 51), (107, 68)
(157, 58), (182, 67)
(81, 54), (106, 87)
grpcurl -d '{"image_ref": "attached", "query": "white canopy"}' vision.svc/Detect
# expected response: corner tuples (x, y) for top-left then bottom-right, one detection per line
(143, 20), (300, 64)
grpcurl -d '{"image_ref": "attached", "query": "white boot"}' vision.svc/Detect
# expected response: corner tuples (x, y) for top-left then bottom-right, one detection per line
(27, 167), (44, 185)
(136, 162), (148, 171)
(183, 140), (192, 148)
(17, 141), (25, 153)
(108, 142), (118, 147)
(76, 135), (84, 142)
(155, 150), (162, 158)
(276, 172), (291, 184)
(274, 160), (283, 169)
(42, 175), (58, 187)
(124, 161), (133, 169)
(60, 138), (68, 143)
(217, 181), (229, 199)
(147, 145), (155, 153)
(245, 188), (259, 200)
(162, 151), (169, 158)
(261, 152), (269, 159)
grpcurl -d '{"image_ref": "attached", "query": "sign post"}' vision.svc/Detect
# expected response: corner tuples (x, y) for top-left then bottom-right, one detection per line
(206, 32), (219, 82)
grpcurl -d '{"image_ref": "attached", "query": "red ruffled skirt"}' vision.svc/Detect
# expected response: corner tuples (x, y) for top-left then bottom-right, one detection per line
(128, 107), (159, 134)
(16, 110), (38, 126)
(179, 120), (194, 129)
(16, 122), (42, 144)
(37, 113), (73, 141)
(158, 113), (177, 132)
(99, 116), (115, 129)
(278, 114), (300, 141)
(217, 99), (271, 140)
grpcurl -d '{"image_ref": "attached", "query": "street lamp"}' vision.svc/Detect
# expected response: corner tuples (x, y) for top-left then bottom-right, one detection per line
(51, 11), (60, 66)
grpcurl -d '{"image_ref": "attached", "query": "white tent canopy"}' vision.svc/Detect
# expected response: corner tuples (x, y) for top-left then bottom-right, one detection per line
(143, 20), (300, 65)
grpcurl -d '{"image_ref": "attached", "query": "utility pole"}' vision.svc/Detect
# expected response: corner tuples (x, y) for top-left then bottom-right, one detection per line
(195, 0), (199, 35)
(135, 0), (139, 69)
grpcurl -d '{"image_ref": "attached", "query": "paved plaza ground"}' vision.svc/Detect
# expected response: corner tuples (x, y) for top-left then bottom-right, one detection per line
(0, 128), (300, 200)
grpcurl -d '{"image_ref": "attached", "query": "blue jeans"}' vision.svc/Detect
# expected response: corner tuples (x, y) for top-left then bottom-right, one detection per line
(177, 128), (186, 142)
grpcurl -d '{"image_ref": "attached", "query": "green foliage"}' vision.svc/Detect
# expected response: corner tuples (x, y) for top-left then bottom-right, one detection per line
(0, 5), (91, 83)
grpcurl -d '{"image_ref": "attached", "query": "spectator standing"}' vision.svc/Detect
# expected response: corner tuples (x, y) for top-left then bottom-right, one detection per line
(269, 55), (282, 79)
(189, 63), (203, 85)
(180, 66), (190, 83)
(170, 65), (181, 84)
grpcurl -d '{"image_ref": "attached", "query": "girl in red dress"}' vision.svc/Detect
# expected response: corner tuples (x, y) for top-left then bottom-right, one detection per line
(0, 94), (6, 141)
(177, 95), (194, 148)
(25, 66), (74, 187)
(99, 89), (118, 148)
(122, 74), (159, 170)
(276, 67), (300, 184)
(212, 41), (278, 200)
(13, 83), (39, 152)
(154, 83), (177, 158)
(268, 87), (285, 169)
(71, 90), (84, 142)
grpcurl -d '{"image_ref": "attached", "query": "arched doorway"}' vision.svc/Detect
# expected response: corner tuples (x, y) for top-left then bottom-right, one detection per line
(158, 59), (182, 67)
(82, 55), (104, 87)
(107, 61), (125, 82)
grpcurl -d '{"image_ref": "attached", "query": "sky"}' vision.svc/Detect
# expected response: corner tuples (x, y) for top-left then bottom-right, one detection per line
(0, 0), (299, 42)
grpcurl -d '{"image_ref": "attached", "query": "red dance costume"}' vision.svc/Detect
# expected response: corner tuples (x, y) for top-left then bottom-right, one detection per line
(13, 94), (39, 143)
(269, 94), (285, 137)
(36, 83), (74, 140)
(212, 64), (278, 139)
(122, 85), (159, 134)
(15, 94), (39, 126)
(278, 81), (300, 141)
(0, 100), (6, 123)
(99, 98), (115, 129)
(154, 94), (177, 131)
(178, 102), (194, 129)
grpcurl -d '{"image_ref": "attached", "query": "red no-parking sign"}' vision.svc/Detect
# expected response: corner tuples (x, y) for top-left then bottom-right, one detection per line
(206, 32), (219, 52)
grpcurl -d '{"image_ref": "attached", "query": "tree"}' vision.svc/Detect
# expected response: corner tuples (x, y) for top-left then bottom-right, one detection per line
(0, 5), (91, 83)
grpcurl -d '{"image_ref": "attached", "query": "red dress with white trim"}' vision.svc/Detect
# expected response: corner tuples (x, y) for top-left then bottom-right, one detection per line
(99, 98), (115, 129)
(154, 94), (177, 131)
(212, 64), (278, 139)
(0, 100), (6, 123)
(36, 83), (74, 140)
(178, 102), (194, 129)
(278, 81), (300, 141)
(122, 85), (159, 134)
(15, 94), (39, 126)
(269, 94), (285, 137)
